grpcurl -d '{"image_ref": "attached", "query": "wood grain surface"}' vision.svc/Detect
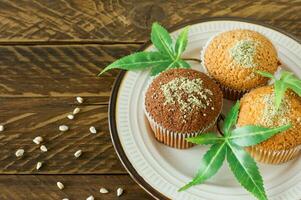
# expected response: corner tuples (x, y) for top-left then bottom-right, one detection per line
(0, 44), (139, 100)
(0, 44), (142, 174)
(0, 0), (300, 43)
(0, 175), (152, 199)
(0, 0), (300, 199)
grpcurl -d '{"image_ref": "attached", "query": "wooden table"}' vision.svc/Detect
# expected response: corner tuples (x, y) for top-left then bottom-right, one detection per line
(0, 1), (300, 199)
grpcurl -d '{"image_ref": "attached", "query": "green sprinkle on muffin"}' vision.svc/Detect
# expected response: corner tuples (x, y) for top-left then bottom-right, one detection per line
(230, 39), (259, 68)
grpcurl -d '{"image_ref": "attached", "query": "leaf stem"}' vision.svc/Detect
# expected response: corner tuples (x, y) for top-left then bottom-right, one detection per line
(182, 57), (202, 63)
(216, 114), (225, 136)
(166, 58), (179, 70)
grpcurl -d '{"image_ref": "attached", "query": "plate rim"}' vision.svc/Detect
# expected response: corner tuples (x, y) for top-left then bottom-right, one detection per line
(108, 17), (301, 200)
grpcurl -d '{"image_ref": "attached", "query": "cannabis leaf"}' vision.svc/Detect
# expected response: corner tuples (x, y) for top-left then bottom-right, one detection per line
(99, 52), (171, 75)
(256, 70), (301, 110)
(230, 124), (291, 147)
(175, 59), (190, 69)
(179, 101), (291, 200)
(255, 70), (274, 79)
(99, 22), (191, 76)
(175, 26), (189, 58)
(186, 132), (224, 145)
(226, 142), (267, 200)
(178, 142), (226, 192)
(223, 101), (240, 136)
(151, 23), (175, 59)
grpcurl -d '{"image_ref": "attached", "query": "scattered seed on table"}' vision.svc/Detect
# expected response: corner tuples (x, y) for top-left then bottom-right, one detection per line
(76, 96), (84, 104)
(36, 161), (43, 170)
(74, 150), (82, 158)
(73, 107), (80, 115)
(117, 187), (124, 197)
(67, 114), (74, 120)
(89, 126), (97, 134)
(59, 125), (69, 132)
(57, 182), (64, 190)
(40, 145), (48, 152)
(86, 195), (94, 200)
(99, 187), (109, 194)
(15, 149), (24, 157)
(0, 125), (4, 132)
(33, 136), (43, 145)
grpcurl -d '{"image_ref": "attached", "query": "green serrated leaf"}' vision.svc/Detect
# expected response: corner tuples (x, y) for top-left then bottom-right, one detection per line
(99, 52), (171, 75)
(284, 75), (301, 96)
(186, 133), (224, 145)
(280, 70), (294, 81)
(175, 26), (189, 58)
(226, 142), (267, 200)
(150, 62), (173, 76)
(285, 77), (301, 85)
(274, 80), (286, 110)
(223, 101), (240, 136)
(164, 60), (178, 71)
(229, 124), (291, 147)
(285, 75), (301, 83)
(255, 70), (293, 110)
(175, 59), (191, 69)
(286, 82), (301, 96)
(151, 22), (175, 60)
(100, 22), (192, 75)
(255, 70), (274, 79)
(178, 142), (226, 192)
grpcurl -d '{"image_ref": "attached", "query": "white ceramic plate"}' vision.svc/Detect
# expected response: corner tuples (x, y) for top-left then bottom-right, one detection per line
(109, 19), (301, 200)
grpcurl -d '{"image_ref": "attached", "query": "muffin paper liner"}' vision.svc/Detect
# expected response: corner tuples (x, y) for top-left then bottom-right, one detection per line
(201, 60), (249, 100)
(144, 108), (219, 149)
(217, 83), (249, 100)
(246, 145), (301, 164)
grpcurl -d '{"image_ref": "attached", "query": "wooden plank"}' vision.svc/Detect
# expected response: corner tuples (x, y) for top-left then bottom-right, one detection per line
(0, 175), (152, 199)
(0, 99), (127, 174)
(0, 44), (139, 101)
(0, 44), (140, 174)
(0, 0), (299, 42)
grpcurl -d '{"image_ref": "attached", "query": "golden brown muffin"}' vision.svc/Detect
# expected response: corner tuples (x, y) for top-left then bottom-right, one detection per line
(202, 29), (280, 100)
(237, 86), (301, 164)
(144, 69), (223, 149)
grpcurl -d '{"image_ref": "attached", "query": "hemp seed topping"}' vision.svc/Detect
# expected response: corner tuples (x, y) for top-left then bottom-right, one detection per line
(160, 77), (213, 116)
(230, 39), (259, 68)
(259, 93), (291, 127)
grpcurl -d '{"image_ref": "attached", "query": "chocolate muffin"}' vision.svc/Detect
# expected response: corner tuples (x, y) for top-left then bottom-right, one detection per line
(201, 29), (280, 100)
(144, 69), (223, 149)
(237, 86), (301, 164)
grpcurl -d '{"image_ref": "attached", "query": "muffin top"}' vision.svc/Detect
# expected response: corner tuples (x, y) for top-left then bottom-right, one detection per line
(203, 29), (279, 91)
(237, 86), (301, 150)
(145, 69), (223, 133)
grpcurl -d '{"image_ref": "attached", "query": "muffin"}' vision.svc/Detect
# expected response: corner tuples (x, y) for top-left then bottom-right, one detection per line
(144, 69), (223, 149)
(237, 86), (301, 164)
(201, 29), (280, 100)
